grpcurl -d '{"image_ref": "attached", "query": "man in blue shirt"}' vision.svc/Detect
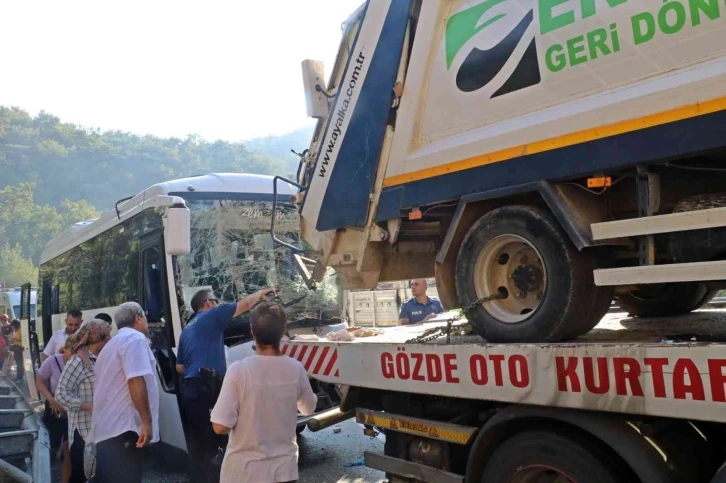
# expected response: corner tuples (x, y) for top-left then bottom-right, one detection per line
(176, 287), (272, 483)
(399, 279), (444, 325)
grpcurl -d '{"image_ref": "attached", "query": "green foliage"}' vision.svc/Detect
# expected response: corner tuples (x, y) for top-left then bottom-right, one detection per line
(0, 244), (38, 287)
(0, 106), (309, 213)
(245, 127), (314, 176)
(0, 106), (313, 271)
(0, 182), (100, 264)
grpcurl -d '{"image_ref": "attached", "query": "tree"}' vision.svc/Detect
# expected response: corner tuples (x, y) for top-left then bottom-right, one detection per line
(0, 183), (100, 264)
(0, 106), (307, 212)
(0, 244), (37, 287)
(0, 105), (304, 268)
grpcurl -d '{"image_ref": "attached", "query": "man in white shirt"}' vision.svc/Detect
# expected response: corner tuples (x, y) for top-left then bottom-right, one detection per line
(89, 302), (159, 483)
(211, 303), (317, 483)
(42, 309), (83, 361)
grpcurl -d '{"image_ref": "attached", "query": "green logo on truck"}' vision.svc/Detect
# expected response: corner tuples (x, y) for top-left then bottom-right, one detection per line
(539, 0), (723, 73)
(447, 0), (724, 88)
(445, 0), (541, 97)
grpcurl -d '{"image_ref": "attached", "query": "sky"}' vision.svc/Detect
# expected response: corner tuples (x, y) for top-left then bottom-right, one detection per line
(0, 0), (362, 141)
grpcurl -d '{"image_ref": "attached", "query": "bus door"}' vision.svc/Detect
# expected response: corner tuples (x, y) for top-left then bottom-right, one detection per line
(41, 279), (53, 351)
(20, 283), (39, 400)
(139, 234), (177, 392)
(139, 233), (189, 454)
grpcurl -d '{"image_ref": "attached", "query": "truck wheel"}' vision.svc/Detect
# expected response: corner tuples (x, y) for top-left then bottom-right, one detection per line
(565, 281), (615, 340)
(615, 283), (716, 318)
(480, 430), (627, 483)
(456, 206), (608, 342)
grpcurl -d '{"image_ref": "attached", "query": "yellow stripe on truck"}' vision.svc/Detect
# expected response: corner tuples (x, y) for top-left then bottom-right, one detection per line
(356, 408), (477, 445)
(382, 96), (726, 188)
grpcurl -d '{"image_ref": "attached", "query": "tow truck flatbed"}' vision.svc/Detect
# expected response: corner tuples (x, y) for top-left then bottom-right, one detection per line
(282, 309), (726, 425)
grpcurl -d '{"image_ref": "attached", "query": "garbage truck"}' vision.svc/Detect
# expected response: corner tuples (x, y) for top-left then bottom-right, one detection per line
(276, 0), (726, 342)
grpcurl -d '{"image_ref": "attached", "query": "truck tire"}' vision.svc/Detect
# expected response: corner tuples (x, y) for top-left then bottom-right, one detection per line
(615, 283), (716, 318)
(456, 206), (609, 342)
(566, 281), (615, 340)
(479, 430), (627, 483)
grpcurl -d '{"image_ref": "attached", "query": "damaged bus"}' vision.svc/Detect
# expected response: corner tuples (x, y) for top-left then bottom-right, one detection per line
(37, 173), (346, 464)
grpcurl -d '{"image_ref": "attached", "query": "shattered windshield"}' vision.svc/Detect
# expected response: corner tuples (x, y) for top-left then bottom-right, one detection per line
(174, 198), (341, 323)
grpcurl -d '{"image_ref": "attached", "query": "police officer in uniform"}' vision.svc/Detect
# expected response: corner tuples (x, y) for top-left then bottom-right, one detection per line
(176, 287), (273, 482)
(398, 279), (444, 325)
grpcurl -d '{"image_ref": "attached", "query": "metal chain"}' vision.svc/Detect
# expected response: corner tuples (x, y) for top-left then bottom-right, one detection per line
(461, 291), (504, 316)
(406, 292), (502, 344)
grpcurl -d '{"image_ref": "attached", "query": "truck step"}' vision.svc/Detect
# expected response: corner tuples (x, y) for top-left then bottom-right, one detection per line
(363, 452), (464, 483)
(594, 260), (726, 286)
(591, 206), (726, 240)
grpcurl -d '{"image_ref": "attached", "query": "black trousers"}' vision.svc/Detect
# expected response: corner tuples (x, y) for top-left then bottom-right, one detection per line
(69, 430), (86, 483)
(93, 431), (143, 483)
(181, 378), (227, 483)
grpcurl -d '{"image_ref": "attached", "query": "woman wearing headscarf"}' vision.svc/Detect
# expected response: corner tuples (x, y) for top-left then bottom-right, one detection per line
(56, 320), (112, 483)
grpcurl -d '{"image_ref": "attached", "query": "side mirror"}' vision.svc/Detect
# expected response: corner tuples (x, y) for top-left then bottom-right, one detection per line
(165, 207), (191, 256)
(301, 59), (328, 119)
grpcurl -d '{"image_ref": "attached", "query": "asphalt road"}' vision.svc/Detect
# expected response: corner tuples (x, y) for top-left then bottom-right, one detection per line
(142, 419), (386, 483)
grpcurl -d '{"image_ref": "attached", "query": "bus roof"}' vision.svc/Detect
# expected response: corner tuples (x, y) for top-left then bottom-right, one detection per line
(40, 173), (296, 264)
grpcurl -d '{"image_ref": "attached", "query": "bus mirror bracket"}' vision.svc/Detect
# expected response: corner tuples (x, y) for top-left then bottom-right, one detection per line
(165, 206), (191, 256)
(271, 175), (306, 254)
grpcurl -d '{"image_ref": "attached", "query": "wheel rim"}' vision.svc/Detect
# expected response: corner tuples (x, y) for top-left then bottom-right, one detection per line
(473, 234), (547, 324)
(508, 465), (577, 483)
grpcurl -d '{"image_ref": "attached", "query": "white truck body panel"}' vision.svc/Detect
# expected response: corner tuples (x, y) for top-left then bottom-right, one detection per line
(282, 310), (726, 424)
(385, 0), (726, 185)
(298, 0), (726, 232)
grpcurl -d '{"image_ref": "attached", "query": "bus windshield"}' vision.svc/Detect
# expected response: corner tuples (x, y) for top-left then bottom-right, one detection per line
(174, 198), (341, 322)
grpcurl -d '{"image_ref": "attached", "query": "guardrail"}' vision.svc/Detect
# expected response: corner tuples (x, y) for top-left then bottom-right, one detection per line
(0, 372), (50, 483)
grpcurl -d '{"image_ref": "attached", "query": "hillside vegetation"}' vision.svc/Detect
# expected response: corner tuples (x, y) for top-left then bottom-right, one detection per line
(0, 106), (313, 286)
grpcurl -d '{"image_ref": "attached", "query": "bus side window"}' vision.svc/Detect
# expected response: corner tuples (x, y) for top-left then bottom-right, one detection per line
(42, 279), (53, 345)
(52, 284), (60, 314)
(141, 245), (164, 323)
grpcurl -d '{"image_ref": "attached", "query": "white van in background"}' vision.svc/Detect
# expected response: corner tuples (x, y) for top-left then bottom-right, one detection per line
(0, 287), (38, 321)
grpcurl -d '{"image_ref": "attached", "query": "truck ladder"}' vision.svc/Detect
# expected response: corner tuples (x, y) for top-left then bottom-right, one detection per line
(591, 206), (726, 286)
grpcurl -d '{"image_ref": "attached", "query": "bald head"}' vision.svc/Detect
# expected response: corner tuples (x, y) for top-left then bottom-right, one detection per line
(410, 279), (428, 297)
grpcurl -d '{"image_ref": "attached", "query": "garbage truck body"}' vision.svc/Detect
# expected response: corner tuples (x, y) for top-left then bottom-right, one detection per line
(290, 0), (726, 342)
